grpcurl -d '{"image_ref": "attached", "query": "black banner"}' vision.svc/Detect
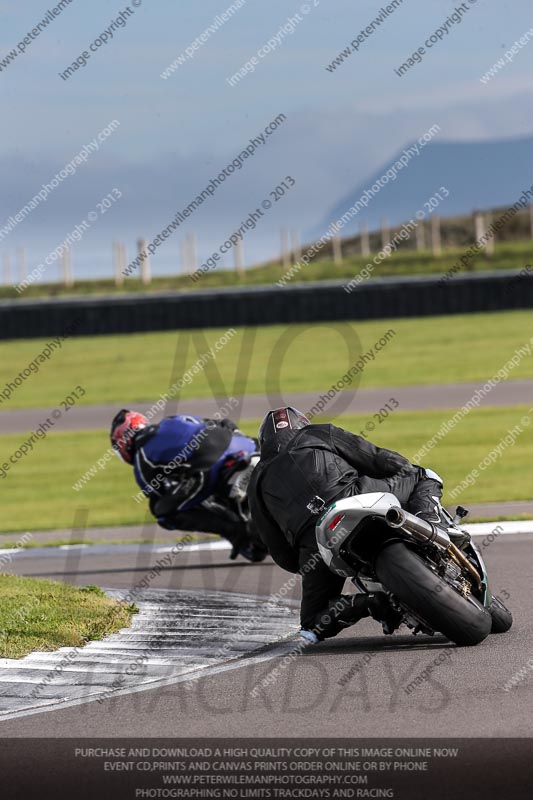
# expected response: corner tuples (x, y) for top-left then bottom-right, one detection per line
(1, 270), (531, 341)
(1, 738), (532, 800)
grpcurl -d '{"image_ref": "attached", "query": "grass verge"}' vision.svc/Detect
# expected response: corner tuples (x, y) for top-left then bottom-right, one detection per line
(0, 405), (532, 532)
(0, 576), (136, 659)
(0, 310), (532, 409)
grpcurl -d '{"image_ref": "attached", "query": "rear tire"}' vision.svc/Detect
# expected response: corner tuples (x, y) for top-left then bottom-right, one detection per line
(489, 596), (513, 633)
(375, 542), (492, 647)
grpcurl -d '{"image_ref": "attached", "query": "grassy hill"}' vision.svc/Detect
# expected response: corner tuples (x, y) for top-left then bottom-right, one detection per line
(1, 240), (532, 301)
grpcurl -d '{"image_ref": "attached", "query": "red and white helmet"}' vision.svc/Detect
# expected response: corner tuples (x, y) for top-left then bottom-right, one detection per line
(110, 409), (148, 464)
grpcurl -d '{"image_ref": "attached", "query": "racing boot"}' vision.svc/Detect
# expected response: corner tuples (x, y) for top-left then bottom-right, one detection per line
(238, 541), (268, 563)
(368, 592), (403, 635)
(230, 535), (268, 562)
(411, 468), (471, 551)
(302, 594), (372, 642)
(417, 506), (471, 551)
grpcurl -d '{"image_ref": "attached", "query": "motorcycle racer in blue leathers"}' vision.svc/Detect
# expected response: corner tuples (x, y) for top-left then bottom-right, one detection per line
(110, 409), (267, 562)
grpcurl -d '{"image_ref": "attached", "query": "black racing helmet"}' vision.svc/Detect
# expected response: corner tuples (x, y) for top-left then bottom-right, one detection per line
(258, 407), (311, 448)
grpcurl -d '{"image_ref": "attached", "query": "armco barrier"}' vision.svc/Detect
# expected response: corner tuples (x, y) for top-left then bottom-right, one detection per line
(0, 270), (531, 340)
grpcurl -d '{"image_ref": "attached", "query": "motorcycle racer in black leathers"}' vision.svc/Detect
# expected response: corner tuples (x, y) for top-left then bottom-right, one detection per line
(248, 407), (464, 642)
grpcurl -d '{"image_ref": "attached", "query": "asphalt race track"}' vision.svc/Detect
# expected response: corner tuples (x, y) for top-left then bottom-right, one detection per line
(3, 379), (533, 433)
(1, 532), (531, 738)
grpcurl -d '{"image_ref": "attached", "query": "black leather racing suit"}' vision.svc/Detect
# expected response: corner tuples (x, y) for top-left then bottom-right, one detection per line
(248, 423), (442, 636)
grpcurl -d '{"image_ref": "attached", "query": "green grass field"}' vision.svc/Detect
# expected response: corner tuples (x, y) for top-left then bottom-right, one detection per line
(1, 240), (532, 300)
(0, 405), (531, 533)
(0, 310), (532, 410)
(0, 577), (136, 659)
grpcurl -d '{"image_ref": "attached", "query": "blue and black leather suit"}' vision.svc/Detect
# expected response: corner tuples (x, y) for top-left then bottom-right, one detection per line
(132, 414), (259, 552)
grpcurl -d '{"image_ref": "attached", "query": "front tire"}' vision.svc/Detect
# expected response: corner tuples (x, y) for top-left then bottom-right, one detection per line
(375, 542), (492, 647)
(489, 596), (513, 633)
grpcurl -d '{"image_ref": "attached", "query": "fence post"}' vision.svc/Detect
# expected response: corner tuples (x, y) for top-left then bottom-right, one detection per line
(112, 241), (118, 282)
(360, 222), (370, 256)
(473, 210), (485, 243)
(234, 239), (244, 278)
(62, 245), (73, 287)
(472, 211), (488, 270)
(281, 228), (290, 269)
(332, 234), (343, 265)
(113, 241), (124, 286)
(120, 243), (127, 280)
(137, 238), (151, 285)
(431, 215), (442, 256)
(291, 230), (302, 263)
(180, 239), (189, 275)
(381, 218), (390, 250)
(2, 254), (11, 285)
(415, 221), (426, 251)
(187, 232), (198, 272)
(16, 248), (26, 285)
(485, 213), (495, 256)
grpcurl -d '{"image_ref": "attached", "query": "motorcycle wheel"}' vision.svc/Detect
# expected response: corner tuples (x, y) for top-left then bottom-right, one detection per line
(489, 596), (513, 633)
(375, 542), (492, 647)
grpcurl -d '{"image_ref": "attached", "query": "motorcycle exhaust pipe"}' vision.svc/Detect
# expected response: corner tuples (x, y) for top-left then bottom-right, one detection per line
(385, 506), (452, 549)
(385, 506), (482, 591)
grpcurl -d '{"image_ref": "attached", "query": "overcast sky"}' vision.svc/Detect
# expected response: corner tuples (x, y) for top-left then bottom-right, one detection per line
(1, 0), (532, 281)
